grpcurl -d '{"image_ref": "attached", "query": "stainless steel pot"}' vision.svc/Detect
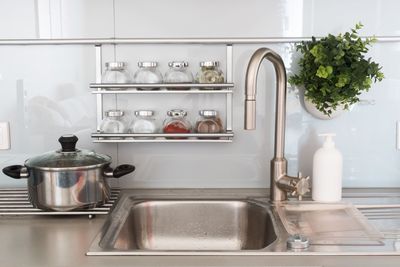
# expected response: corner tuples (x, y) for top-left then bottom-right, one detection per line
(2, 135), (135, 211)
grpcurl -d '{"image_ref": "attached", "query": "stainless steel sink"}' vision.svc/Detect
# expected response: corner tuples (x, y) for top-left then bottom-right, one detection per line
(88, 193), (279, 255)
(87, 190), (394, 256)
(108, 200), (275, 251)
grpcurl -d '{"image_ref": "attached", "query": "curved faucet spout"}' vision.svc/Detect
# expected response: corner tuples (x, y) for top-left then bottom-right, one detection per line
(244, 48), (309, 202)
(244, 48), (287, 159)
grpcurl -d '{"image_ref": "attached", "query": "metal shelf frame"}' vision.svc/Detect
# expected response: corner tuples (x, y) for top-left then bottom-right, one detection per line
(93, 43), (235, 143)
(92, 89), (233, 95)
(91, 132), (234, 143)
(90, 83), (234, 90)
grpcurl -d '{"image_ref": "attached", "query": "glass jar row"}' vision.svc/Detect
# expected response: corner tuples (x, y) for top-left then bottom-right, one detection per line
(101, 61), (225, 90)
(99, 108), (224, 136)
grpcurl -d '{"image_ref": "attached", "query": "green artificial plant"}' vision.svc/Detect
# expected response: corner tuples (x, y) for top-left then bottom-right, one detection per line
(289, 23), (384, 116)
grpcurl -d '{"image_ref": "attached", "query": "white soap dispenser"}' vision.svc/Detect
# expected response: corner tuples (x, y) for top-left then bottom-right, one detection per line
(312, 133), (343, 202)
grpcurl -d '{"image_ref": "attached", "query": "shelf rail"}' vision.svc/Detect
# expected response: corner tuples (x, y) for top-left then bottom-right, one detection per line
(0, 36), (400, 45)
(89, 83), (234, 93)
(92, 139), (233, 143)
(91, 89), (233, 94)
(91, 132), (234, 143)
(91, 132), (234, 138)
(90, 83), (234, 88)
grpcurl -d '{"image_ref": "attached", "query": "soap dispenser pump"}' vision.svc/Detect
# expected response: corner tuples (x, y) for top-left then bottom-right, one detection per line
(312, 133), (343, 202)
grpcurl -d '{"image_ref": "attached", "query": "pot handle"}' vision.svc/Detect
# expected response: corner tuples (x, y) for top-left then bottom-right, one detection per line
(2, 165), (30, 179)
(104, 164), (135, 178)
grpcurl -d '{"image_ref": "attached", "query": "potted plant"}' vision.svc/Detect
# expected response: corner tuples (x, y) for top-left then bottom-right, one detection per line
(288, 23), (384, 119)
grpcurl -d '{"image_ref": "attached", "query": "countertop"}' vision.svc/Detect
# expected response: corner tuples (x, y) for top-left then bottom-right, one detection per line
(1, 188), (400, 267)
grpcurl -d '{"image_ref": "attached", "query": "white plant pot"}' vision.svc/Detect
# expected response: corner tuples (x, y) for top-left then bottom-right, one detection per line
(304, 98), (350, 120)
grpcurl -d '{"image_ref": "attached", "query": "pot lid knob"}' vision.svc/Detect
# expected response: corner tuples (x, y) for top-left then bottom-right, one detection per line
(58, 135), (78, 152)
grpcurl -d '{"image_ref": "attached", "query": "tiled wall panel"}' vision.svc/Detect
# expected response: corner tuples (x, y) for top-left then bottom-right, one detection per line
(0, 0), (399, 188)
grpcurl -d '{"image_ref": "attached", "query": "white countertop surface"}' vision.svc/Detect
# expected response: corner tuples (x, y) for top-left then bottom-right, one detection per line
(1, 188), (400, 267)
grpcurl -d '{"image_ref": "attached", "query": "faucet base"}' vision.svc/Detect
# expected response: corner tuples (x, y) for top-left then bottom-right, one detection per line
(270, 158), (288, 202)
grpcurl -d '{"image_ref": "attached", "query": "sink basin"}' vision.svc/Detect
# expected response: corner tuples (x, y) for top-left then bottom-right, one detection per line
(108, 200), (275, 251)
(87, 191), (392, 256)
(89, 194), (278, 254)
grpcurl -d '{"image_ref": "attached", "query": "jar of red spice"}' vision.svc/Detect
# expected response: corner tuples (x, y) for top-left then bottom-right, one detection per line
(163, 109), (191, 138)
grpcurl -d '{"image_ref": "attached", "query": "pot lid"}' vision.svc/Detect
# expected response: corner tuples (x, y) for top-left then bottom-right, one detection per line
(25, 135), (111, 169)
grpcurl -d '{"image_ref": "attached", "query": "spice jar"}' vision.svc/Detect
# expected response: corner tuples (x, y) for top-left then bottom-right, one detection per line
(195, 61), (225, 90)
(101, 62), (132, 90)
(164, 61), (194, 90)
(195, 110), (223, 137)
(99, 110), (127, 138)
(133, 61), (163, 90)
(163, 109), (191, 138)
(129, 110), (158, 138)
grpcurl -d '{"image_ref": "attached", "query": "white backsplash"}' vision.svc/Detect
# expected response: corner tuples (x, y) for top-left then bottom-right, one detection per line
(0, 0), (399, 188)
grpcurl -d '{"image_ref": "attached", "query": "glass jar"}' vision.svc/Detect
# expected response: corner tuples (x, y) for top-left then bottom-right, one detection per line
(164, 61), (194, 90)
(163, 109), (191, 138)
(133, 61), (163, 90)
(195, 110), (223, 135)
(99, 110), (127, 138)
(101, 62), (132, 90)
(195, 61), (225, 90)
(129, 110), (158, 137)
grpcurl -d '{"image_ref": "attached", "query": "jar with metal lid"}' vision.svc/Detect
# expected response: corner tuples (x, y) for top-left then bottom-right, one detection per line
(164, 61), (194, 90)
(163, 109), (191, 138)
(133, 61), (163, 90)
(99, 110), (127, 137)
(129, 110), (158, 138)
(195, 61), (225, 90)
(102, 62), (132, 90)
(195, 110), (224, 136)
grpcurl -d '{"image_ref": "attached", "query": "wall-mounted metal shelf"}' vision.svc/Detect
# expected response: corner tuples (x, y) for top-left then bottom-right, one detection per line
(90, 83), (234, 94)
(91, 44), (234, 143)
(91, 132), (234, 143)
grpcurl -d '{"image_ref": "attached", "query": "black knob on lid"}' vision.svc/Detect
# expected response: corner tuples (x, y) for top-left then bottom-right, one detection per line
(59, 135), (78, 152)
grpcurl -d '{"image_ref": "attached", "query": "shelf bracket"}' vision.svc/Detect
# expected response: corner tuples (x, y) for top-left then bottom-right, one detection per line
(226, 44), (233, 133)
(95, 45), (103, 132)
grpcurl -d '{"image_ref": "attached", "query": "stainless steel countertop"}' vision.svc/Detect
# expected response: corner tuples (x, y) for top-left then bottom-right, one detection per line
(1, 188), (400, 267)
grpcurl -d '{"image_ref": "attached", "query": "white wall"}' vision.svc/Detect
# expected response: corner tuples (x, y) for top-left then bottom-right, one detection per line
(0, 0), (399, 188)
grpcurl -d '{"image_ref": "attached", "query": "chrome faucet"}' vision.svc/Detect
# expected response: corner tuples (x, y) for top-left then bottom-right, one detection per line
(244, 48), (310, 202)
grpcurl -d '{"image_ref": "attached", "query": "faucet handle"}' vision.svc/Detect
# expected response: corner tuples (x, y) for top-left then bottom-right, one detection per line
(290, 172), (311, 201)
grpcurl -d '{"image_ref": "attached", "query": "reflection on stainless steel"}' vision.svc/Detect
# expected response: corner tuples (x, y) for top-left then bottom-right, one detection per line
(0, 188), (119, 216)
(87, 192), (398, 256)
(88, 194), (278, 255)
(276, 202), (384, 246)
(360, 207), (400, 239)
(244, 48), (310, 202)
(104, 200), (276, 251)
(27, 167), (111, 211)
